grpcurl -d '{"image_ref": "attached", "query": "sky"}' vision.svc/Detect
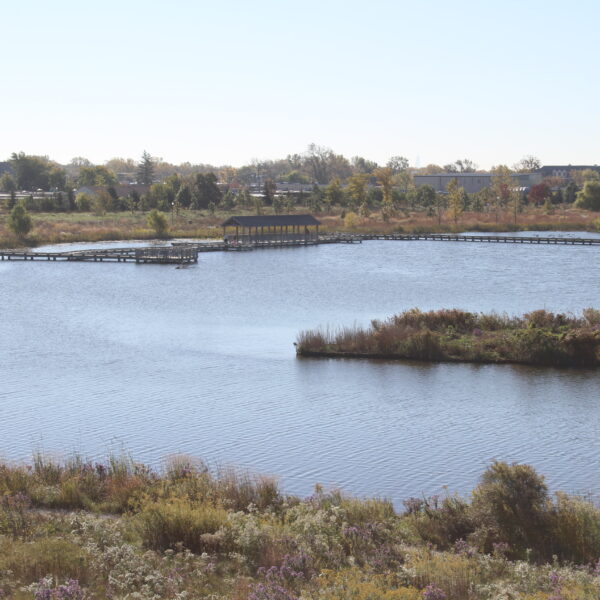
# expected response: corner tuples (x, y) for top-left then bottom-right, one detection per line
(2, 0), (599, 169)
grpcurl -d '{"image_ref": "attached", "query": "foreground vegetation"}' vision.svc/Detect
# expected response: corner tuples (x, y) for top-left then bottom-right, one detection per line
(296, 309), (600, 367)
(0, 454), (599, 599)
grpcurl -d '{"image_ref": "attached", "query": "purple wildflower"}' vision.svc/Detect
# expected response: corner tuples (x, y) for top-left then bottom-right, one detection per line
(423, 584), (447, 600)
(34, 579), (85, 600)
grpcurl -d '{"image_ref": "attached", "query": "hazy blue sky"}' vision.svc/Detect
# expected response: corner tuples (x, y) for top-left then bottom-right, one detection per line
(2, 0), (599, 168)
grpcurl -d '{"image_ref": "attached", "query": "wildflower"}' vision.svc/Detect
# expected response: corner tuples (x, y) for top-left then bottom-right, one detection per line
(549, 571), (560, 587)
(422, 584), (447, 600)
(33, 578), (85, 600)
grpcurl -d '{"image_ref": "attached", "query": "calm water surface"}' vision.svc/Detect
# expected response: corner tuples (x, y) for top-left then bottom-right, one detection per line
(1, 235), (599, 504)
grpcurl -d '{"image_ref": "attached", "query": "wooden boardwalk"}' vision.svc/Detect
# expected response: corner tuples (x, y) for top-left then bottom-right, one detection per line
(0, 246), (198, 264)
(353, 233), (600, 245)
(1, 233), (597, 266)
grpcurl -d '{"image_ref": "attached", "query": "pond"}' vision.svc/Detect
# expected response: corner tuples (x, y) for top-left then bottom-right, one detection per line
(1, 234), (599, 504)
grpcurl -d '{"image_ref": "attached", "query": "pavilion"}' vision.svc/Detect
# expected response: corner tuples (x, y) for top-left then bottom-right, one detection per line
(221, 214), (321, 243)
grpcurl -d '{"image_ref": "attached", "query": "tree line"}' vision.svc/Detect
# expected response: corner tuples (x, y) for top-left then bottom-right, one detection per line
(2, 148), (600, 217)
(0, 147), (546, 194)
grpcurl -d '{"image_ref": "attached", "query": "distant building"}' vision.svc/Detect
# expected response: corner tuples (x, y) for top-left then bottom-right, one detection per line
(538, 165), (600, 180)
(414, 173), (541, 194)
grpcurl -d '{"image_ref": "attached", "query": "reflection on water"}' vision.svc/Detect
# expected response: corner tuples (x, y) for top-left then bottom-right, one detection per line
(0, 235), (599, 504)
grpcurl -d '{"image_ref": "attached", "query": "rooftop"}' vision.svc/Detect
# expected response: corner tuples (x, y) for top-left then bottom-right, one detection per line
(221, 214), (321, 228)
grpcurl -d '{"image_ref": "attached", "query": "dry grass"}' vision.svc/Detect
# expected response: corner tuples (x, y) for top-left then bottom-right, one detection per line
(0, 205), (599, 248)
(318, 205), (600, 235)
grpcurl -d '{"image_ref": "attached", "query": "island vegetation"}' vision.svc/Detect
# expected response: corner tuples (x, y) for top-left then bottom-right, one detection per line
(296, 309), (600, 367)
(0, 454), (599, 599)
(1, 149), (600, 248)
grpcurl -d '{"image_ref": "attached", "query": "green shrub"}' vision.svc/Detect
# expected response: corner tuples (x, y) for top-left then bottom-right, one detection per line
(146, 209), (169, 236)
(7, 204), (33, 237)
(403, 495), (474, 549)
(550, 492), (600, 564)
(471, 461), (550, 558)
(75, 193), (92, 211)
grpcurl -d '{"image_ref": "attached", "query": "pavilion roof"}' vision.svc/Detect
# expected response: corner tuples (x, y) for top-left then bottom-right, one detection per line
(221, 214), (320, 228)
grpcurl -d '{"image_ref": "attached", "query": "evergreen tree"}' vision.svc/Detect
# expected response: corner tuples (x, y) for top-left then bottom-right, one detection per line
(175, 184), (192, 209)
(137, 151), (155, 185)
(564, 181), (578, 204)
(8, 204), (33, 237)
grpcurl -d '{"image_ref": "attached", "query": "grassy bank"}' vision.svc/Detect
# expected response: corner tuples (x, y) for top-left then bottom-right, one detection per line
(1, 206), (599, 248)
(296, 309), (600, 367)
(0, 454), (599, 599)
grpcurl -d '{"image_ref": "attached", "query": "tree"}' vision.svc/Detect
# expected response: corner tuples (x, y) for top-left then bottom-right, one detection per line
(325, 178), (344, 208)
(490, 165), (514, 222)
(346, 173), (369, 210)
(78, 166), (117, 187)
(528, 183), (551, 206)
(304, 144), (333, 183)
(351, 156), (378, 174)
(514, 155), (541, 172)
(418, 164), (445, 175)
(445, 158), (477, 173)
(7, 204), (33, 238)
(285, 170), (310, 184)
(373, 167), (394, 207)
(434, 192), (446, 225)
(386, 156), (409, 174)
(192, 173), (221, 209)
(129, 189), (140, 212)
(263, 179), (276, 205)
(564, 181), (578, 204)
(146, 209), (169, 236)
(175, 185), (192, 209)
(417, 184), (436, 210)
(446, 178), (464, 225)
(570, 169), (600, 187)
(137, 151), (155, 185)
(575, 181), (600, 211)
(0, 173), (16, 193)
(48, 167), (67, 190)
(455, 158), (477, 173)
(9, 152), (52, 190)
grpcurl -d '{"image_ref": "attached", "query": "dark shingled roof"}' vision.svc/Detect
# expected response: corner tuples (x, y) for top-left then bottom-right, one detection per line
(221, 214), (320, 227)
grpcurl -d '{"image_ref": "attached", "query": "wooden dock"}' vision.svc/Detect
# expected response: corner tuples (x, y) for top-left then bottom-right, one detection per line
(0, 246), (198, 264)
(1, 232), (597, 266)
(352, 233), (600, 245)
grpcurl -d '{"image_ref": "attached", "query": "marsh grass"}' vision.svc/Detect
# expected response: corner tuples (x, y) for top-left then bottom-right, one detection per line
(297, 308), (600, 367)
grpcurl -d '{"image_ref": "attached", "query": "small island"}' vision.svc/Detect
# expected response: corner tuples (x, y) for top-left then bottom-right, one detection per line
(296, 308), (600, 367)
